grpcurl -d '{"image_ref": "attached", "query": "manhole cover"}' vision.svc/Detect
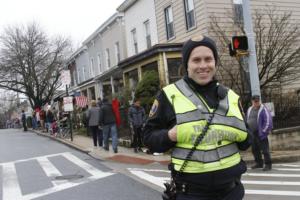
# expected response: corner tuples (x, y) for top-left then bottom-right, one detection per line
(55, 174), (84, 180)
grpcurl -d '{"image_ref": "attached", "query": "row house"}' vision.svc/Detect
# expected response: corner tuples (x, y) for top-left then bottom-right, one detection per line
(67, 12), (126, 101)
(118, 0), (184, 90)
(154, 0), (300, 93)
(65, 0), (300, 104)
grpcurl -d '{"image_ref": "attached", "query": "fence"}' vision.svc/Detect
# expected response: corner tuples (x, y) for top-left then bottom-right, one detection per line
(273, 104), (300, 129)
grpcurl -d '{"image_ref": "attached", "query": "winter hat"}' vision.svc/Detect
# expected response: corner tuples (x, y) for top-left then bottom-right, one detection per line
(251, 95), (260, 101)
(182, 35), (218, 70)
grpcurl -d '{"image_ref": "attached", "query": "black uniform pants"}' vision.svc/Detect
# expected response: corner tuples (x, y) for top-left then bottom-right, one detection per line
(132, 126), (143, 149)
(175, 180), (244, 200)
(89, 126), (103, 147)
(252, 134), (272, 166)
(22, 121), (27, 131)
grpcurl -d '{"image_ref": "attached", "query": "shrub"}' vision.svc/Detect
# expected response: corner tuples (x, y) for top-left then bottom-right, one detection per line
(134, 70), (160, 113)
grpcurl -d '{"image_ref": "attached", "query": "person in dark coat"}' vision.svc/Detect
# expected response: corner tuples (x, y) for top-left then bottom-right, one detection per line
(128, 99), (146, 153)
(99, 98), (118, 153)
(21, 110), (27, 131)
(87, 100), (102, 147)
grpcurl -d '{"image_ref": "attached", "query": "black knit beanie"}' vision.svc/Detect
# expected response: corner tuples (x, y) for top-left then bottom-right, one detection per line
(182, 36), (218, 70)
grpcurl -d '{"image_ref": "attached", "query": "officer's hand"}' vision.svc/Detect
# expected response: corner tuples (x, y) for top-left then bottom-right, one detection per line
(168, 125), (177, 142)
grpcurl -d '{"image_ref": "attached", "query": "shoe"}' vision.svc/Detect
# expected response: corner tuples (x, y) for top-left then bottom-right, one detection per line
(263, 164), (272, 171)
(138, 147), (143, 152)
(103, 147), (109, 151)
(251, 163), (263, 169)
(134, 148), (138, 153)
(113, 149), (118, 153)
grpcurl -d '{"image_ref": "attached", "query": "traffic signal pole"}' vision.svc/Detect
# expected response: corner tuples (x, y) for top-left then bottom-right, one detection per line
(242, 0), (261, 97)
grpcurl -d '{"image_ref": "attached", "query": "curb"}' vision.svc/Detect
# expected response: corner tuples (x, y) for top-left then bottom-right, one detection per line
(32, 130), (300, 165)
(33, 130), (90, 154)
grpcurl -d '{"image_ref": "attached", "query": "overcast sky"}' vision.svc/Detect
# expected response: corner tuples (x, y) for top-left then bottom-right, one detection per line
(0, 0), (125, 47)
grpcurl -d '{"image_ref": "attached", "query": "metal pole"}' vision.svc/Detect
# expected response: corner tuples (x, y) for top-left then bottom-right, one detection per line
(66, 85), (73, 141)
(242, 0), (261, 97)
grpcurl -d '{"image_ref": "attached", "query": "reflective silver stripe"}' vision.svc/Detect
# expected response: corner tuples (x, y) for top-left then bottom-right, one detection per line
(177, 111), (246, 131)
(175, 79), (228, 116)
(171, 143), (239, 163)
(175, 80), (209, 117)
(176, 109), (206, 124)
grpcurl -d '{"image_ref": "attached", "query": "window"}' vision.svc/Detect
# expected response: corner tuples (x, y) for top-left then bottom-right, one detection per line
(97, 54), (102, 73)
(144, 20), (151, 48)
(164, 6), (175, 40)
(72, 71), (77, 85)
(82, 66), (86, 81)
(105, 48), (110, 68)
(77, 67), (80, 83)
(115, 42), (121, 63)
(233, 0), (243, 24)
(90, 58), (94, 77)
(131, 28), (138, 54)
(184, 0), (196, 30)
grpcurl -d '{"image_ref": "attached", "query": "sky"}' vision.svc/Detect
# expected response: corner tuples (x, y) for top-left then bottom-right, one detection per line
(0, 0), (125, 47)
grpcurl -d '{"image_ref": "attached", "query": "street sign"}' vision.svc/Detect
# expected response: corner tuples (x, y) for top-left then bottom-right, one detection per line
(61, 70), (71, 85)
(63, 97), (73, 112)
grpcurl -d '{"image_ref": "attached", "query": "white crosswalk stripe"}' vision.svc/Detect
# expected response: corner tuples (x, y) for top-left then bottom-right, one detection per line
(0, 152), (115, 200)
(128, 164), (300, 199)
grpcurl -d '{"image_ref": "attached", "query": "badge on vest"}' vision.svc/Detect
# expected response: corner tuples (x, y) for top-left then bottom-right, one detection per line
(149, 99), (159, 118)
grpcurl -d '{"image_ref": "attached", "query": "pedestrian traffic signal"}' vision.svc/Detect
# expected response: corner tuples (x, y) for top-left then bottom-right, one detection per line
(232, 36), (248, 51)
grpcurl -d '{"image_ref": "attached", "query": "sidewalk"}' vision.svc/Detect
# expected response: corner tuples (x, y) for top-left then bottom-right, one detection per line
(33, 130), (300, 166)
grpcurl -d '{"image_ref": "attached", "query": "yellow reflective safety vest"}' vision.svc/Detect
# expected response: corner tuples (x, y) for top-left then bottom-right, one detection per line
(163, 79), (248, 173)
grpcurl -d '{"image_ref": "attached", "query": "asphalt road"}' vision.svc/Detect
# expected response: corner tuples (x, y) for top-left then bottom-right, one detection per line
(2, 129), (300, 200)
(0, 129), (161, 200)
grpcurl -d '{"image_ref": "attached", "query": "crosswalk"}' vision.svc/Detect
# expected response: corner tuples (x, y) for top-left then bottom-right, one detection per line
(128, 163), (300, 199)
(0, 152), (115, 200)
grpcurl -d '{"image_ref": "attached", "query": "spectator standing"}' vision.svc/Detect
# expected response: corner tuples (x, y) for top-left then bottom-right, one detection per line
(46, 109), (55, 133)
(112, 97), (121, 127)
(81, 105), (90, 136)
(32, 111), (37, 130)
(247, 95), (273, 171)
(96, 97), (102, 108)
(99, 98), (118, 153)
(21, 110), (27, 131)
(87, 100), (102, 147)
(128, 99), (146, 153)
(39, 109), (46, 131)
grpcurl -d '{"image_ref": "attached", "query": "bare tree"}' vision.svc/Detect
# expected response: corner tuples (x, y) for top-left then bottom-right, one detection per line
(210, 6), (300, 105)
(0, 22), (71, 109)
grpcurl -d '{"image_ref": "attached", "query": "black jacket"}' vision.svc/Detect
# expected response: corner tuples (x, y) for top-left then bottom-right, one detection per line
(143, 76), (251, 187)
(128, 105), (146, 127)
(99, 102), (116, 125)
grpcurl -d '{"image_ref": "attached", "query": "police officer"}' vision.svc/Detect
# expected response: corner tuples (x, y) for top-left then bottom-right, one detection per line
(143, 36), (251, 200)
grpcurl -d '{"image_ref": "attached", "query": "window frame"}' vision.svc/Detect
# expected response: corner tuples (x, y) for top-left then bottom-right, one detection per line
(131, 28), (138, 54)
(105, 48), (111, 69)
(164, 6), (175, 40)
(97, 53), (102, 74)
(115, 42), (121, 63)
(144, 20), (151, 49)
(90, 57), (94, 77)
(183, 0), (196, 30)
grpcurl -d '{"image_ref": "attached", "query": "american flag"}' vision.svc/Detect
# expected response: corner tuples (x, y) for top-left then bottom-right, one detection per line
(75, 96), (88, 108)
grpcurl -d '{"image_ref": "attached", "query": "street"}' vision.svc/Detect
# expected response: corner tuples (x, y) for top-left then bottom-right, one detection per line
(1, 129), (300, 200)
(0, 129), (160, 200)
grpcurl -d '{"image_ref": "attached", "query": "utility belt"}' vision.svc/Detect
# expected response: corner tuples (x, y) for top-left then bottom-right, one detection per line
(175, 181), (237, 195)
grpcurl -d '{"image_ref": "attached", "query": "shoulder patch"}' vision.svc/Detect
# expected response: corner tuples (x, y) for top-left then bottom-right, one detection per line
(149, 99), (159, 118)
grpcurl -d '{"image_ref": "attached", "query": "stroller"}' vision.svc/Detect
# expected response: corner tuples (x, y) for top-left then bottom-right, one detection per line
(50, 121), (58, 136)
